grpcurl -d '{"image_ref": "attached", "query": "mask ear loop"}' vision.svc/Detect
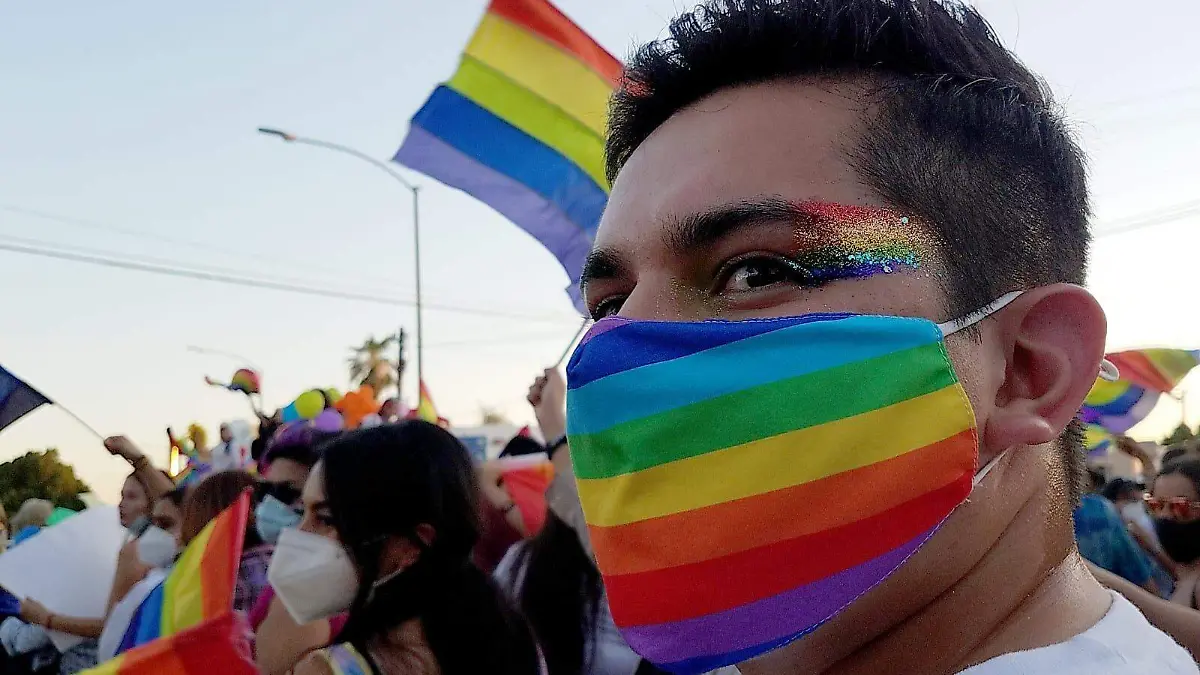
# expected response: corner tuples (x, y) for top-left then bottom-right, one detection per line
(936, 290), (1120, 383)
(936, 291), (1024, 336)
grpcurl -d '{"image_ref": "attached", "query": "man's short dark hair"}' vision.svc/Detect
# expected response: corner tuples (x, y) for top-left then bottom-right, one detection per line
(605, 0), (1091, 504)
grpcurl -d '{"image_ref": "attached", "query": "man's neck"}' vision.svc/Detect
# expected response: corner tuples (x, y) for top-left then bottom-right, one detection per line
(744, 473), (1112, 675)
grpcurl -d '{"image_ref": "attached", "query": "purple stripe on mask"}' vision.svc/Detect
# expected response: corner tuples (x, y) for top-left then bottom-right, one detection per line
(619, 526), (937, 667)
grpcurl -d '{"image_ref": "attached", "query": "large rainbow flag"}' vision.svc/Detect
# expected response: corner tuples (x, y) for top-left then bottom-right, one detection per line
(566, 315), (977, 672)
(112, 491), (250, 654)
(393, 0), (620, 311)
(82, 613), (255, 675)
(1082, 348), (1200, 436)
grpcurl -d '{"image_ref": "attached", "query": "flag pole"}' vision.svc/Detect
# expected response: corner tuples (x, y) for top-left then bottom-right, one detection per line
(55, 405), (106, 443)
(555, 318), (591, 368)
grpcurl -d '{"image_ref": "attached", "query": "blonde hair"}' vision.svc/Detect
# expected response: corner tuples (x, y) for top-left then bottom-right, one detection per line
(11, 499), (53, 531)
(187, 423), (208, 451)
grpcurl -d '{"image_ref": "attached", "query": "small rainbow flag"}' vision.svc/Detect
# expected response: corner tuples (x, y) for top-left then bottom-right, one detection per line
(496, 453), (555, 533)
(114, 491), (250, 654)
(413, 380), (439, 424)
(393, 0), (619, 311)
(82, 613), (255, 675)
(566, 315), (977, 672)
(1082, 348), (1200, 436)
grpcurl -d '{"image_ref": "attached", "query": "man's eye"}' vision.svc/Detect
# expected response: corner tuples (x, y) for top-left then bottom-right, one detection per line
(589, 296), (626, 320)
(719, 257), (806, 293)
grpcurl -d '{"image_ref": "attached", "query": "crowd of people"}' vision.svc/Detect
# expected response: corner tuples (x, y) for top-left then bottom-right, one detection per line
(2, 0), (1200, 673)
(1076, 440), (1200, 611)
(0, 365), (682, 675)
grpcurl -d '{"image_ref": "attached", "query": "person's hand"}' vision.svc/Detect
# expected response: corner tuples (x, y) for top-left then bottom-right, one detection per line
(104, 435), (144, 463)
(527, 368), (567, 442)
(476, 463), (512, 510)
(19, 598), (51, 627)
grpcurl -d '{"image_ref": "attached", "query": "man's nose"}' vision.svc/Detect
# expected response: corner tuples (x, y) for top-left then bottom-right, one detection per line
(617, 277), (710, 322)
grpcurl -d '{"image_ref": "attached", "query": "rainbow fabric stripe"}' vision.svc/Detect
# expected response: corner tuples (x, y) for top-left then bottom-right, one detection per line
(414, 380), (439, 424)
(82, 613), (255, 675)
(566, 314), (977, 672)
(1082, 349), (1200, 436)
(115, 492), (250, 654)
(1084, 423), (1114, 459)
(1107, 349), (1200, 394)
(393, 0), (619, 311)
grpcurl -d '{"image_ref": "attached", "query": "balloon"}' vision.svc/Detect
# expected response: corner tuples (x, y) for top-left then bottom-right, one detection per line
(46, 507), (78, 527)
(336, 385), (381, 429)
(229, 368), (261, 395)
(313, 409), (345, 432)
(325, 388), (343, 404)
(359, 413), (383, 429)
(294, 390), (325, 420)
(281, 403), (300, 423)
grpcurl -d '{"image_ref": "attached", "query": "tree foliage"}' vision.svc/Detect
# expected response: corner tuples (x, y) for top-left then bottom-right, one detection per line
(479, 406), (511, 425)
(347, 331), (405, 399)
(1162, 423), (1196, 447)
(0, 449), (90, 516)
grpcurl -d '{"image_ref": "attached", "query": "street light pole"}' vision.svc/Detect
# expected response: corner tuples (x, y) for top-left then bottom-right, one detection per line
(257, 127), (424, 400)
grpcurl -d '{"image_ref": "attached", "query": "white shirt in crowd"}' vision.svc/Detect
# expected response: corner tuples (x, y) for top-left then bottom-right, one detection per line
(960, 591), (1197, 674)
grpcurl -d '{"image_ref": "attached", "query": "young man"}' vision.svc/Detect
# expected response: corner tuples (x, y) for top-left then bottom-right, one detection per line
(560, 0), (1199, 673)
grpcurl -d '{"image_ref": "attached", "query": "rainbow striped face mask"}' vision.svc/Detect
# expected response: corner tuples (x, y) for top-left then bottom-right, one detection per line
(565, 293), (1025, 674)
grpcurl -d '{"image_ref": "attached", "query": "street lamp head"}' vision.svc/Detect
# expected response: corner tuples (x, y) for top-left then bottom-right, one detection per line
(257, 127), (296, 142)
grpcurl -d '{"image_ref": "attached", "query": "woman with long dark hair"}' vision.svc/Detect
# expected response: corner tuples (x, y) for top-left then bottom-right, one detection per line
(277, 421), (539, 675)
(496, 511), (616, 675)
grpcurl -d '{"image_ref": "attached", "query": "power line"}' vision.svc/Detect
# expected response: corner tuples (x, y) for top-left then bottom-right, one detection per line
(0, 203), (410, 290)
(0, 238), (582, 325)
(1095, 200), (1200, 238)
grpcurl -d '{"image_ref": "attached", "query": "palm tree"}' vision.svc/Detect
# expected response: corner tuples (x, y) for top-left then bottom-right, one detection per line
(347, 331), (405, 399)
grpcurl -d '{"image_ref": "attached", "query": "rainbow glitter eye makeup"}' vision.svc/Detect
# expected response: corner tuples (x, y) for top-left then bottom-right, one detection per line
(787, 201), (930, 281)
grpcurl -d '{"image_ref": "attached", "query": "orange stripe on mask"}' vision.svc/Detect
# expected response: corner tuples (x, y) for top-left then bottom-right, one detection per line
(589, 428), (976, 576)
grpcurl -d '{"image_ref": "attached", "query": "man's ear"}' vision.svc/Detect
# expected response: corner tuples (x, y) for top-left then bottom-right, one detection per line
(981, 284), (1106, 452)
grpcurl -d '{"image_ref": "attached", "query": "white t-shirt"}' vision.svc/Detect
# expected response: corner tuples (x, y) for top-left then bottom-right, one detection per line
(960, 591), (1197, 674)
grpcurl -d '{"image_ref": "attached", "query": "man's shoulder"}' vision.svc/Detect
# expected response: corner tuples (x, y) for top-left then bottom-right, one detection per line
(960, 592), (1198, 674)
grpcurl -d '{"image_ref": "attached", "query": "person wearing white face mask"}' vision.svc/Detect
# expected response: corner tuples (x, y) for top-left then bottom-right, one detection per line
(250, 422), (335, 675)
(274, 421), (540, 675)
(97, 489), (186, 663)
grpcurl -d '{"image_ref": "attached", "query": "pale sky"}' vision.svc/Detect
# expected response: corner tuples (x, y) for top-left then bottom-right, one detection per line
(1, 0), (1198, 501)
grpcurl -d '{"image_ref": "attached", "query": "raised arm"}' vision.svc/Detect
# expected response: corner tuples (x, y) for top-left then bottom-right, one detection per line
(105, 435), (174, 501)
(528, 368), (592, 558)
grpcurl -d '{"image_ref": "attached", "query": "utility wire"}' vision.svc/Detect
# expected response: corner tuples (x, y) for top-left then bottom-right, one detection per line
(0, 203), (410, 290)
(0, 238), (581, 325)
(1095, 200), (1200, 238)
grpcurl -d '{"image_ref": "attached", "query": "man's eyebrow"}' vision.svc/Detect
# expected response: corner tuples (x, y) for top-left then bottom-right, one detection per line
(578, 247), (630, 295)
(665, 197), (804, 255)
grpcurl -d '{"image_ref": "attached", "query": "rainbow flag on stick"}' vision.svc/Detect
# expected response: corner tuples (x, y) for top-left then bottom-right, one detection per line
(412, 380), (440, 424)
(393, 0), (620, 311)
(82, 613), (255, 675)
(112, 491), (250, 655)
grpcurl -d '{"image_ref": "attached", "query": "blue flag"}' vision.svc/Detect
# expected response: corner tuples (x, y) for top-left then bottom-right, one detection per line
(0, 366), (50, 432)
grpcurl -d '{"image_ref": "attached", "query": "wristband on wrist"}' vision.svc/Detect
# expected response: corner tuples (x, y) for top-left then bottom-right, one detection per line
(546, 435), (568, 459)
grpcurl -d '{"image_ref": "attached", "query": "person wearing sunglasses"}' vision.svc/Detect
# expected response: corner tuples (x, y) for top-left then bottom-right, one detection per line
(1150, 459), (1200, 610)
(251, 421), (339, 675)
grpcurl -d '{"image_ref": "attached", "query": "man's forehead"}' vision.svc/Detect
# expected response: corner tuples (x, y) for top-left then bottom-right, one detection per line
(599, 80), (881, 249)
